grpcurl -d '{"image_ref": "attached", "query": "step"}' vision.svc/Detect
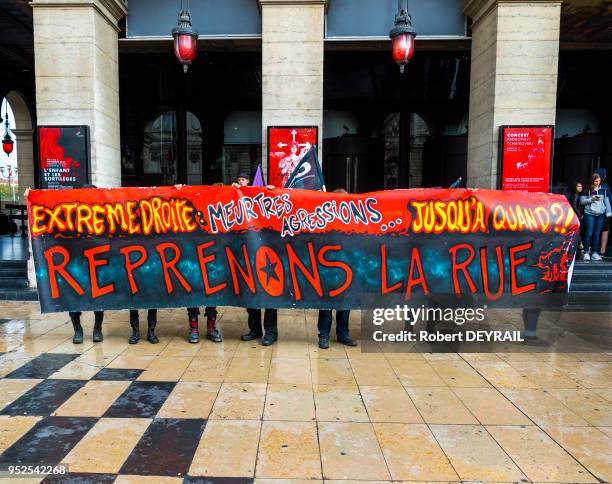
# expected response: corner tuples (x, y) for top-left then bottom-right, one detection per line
(569, 281), (612, 293)
(571, 272), (612, 282)
(567, 291), (612, 311)
(0, 260), (28, 269)
(0, 277), (29, 289)
(0, 288), (38, 301)
(572, 262), (612, 271)
(0, 267), (28, 277)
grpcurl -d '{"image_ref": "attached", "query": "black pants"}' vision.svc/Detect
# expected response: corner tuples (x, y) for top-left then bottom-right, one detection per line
(187, 307), (217, 319)
(129, 309), (157, 323)
(318, 310), (350, 339)
(69, 311), (104, 321)
(523, 308), (540, 337)
(246, 308), (278, 338)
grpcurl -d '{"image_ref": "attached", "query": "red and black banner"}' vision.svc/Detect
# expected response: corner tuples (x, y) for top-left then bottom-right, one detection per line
(27, 186), (579, 313)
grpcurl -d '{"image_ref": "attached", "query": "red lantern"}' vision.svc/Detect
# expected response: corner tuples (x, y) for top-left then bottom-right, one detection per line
(389, 0), (416, 73)
(2, 134), (13, 156)
(391, 33), (415, 68)
(172, 9), (199, 73)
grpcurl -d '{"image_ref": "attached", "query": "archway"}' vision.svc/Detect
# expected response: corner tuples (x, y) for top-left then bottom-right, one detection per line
(6, 91), (34, 198)
(4, 91), (35, 289)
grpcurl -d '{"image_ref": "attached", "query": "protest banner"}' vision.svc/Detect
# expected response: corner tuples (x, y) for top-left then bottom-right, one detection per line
(27, 186), (579, 313)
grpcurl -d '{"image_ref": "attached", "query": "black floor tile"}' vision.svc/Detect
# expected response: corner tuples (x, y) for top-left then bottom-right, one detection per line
(184, 478), (254, 484)
(92, 368), (143, 381)
(0, 416), (97, 465)
(5, 353), (79, 379)
(120, 418), (206, 476)
(0, 379), (86, 416)
(42, 473), (116, 483)
(0, 318), (11, 324)
(103, 381), (176, 418)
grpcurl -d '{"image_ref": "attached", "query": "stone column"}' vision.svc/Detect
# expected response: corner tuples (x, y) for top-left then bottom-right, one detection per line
(260, 0), (326, 174)
(31, 0), (127, 188)
(464, 0), (561, 188)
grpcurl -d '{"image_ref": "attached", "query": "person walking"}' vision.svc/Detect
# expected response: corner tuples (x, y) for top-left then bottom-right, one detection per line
(580, 172), (612, 261)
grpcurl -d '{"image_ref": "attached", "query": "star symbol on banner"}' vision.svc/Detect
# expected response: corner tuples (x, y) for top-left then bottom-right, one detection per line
(258, 253), (280, 284)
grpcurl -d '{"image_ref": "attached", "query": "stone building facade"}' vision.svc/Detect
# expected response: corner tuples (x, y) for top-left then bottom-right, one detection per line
(2, 0), (610, 195)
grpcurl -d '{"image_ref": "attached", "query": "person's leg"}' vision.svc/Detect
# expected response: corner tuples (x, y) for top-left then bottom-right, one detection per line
(242, 308), (263, 340)
(582, 214), (595, 260)
(205, 306), (222, 342)
(93, 311), (104, 342)
(262, 309), (278, 346)
(187, 307), (200, 343)
(591, 215), (605, 259)
(522, 308), (548, 347)
(129, 309), (140, 344)
(601, 229), (609, 256)
(147, 309), (159, 344)
(336, 310), (357, 346)
(317, 310), (333, 349)
(69, 311), (83, 344)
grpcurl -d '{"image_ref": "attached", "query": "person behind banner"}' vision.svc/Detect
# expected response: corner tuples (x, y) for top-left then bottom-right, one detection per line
(128, 309), (159, 344)
(186, 181), (224, 344)
(242, 308), (278, 346)
(233, 172), (250, 188)
(68, 183), (105, 344)
(317, 188), (358, 349)
(521, 309), (549, 347)
(69, 310), (104, 344)
(173, 182), (224, 344)
(186, 303), (222, 344)
(232, 172), (279, 346)
(580, 172), (612, 261)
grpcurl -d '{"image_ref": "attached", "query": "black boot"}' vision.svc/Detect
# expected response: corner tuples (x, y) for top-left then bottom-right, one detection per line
(241, 309), (263, 341)
(70, 313), (83, 344)
(93, 311), (104, 343)
(129, 311), (140, 344)
(147, 310), (159, 344)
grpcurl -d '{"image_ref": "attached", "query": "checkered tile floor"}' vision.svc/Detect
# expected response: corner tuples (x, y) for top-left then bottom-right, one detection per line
(0, 302), (610, 483)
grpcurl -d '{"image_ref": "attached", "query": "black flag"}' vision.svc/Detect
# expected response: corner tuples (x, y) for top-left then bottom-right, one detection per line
(284, 146), (326, 191)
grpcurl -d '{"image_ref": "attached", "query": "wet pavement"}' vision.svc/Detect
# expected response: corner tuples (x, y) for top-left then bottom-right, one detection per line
(0, 302), (610, 483)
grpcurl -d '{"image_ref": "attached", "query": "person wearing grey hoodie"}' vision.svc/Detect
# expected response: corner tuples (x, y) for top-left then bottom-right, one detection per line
(580, 172), (612, 261)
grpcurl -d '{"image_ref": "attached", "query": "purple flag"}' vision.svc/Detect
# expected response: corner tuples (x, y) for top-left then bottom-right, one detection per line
(252, 164), (265, 187)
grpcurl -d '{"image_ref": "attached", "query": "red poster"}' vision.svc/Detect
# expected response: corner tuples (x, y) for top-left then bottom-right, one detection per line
(268, 126), (318, 188)
(38, 126), (90, 189)
(499, 126), (553, 193)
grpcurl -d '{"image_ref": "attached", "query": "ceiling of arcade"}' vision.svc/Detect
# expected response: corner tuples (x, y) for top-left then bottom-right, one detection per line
(0, 0), (609, 101)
